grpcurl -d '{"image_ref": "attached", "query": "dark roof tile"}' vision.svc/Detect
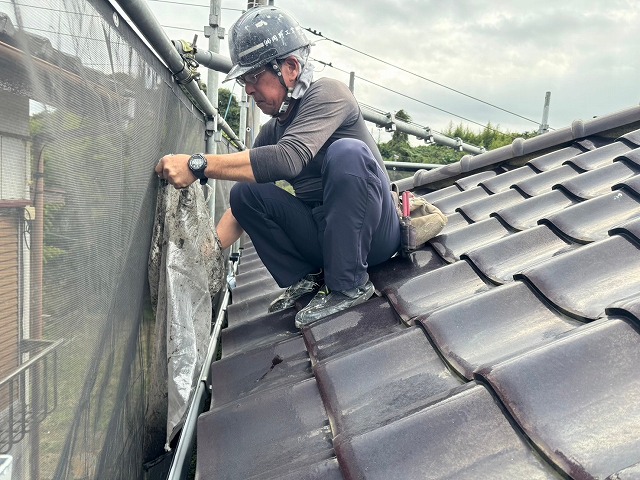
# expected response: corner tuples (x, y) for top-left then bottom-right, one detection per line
(226, 290), (283, 326)
(456, 188), (527, 222)
(609, 216), (640, 244)
(431, 186), (490, 214)
(492, 190), (578, 231)
(478, 164), (538, 193)
(422, 184), (462, 203)
(617, 147), (640, 168)
(314, 327), (463, 437)
(528, 144), (588, 171)
(420, 281), (581, 379)
(236, 254), (264, 272)
(234, 266), (274, 289)
(368, 244), (446, 292)
(210, 336), (311, 408)
(454, 169), (498, 190)
(221, 308), (300, 357)
(554, 161), (639, 200)
(477, 318), (640, 479)
(194, 106), (640, 478)
(605, 293), (640, 325)
(384, 260), (491, 324)
(540, 190), (640, 243)
(231, 275), (280, 301)
(615, 173), (640, 196)
(197, 378), (332, 479)
(618, 127), (640, 146)
(431, 217), (511, 262)
(463, 225), (576, 284)
(334, 383), (560, 479)
(438, 211), (470, 235)
(566, 141), (634, 171)
(515, 234), (640, 320)
(268, 457), (343, 480)
(302, 296), (404, 365)
(511, 164), (582, 197)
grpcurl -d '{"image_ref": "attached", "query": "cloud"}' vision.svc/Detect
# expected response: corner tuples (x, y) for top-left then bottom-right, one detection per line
(152, 0), (640, 134)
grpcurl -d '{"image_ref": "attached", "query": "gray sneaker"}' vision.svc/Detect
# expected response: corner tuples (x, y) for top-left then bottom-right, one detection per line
(294, 281), (375, 328)
(268, 271), (323, 313)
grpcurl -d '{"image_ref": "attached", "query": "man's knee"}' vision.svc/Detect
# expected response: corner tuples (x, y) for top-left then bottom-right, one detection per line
(323, 138), (378, 182)
(229, 182), (245, 212)
(229, 182), (261, 219)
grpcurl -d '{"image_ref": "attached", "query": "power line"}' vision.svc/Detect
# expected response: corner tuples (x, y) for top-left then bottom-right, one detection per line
(147, 0), (244, 11)
(305, 27), (549, 130)
(314, 58), (518, 139)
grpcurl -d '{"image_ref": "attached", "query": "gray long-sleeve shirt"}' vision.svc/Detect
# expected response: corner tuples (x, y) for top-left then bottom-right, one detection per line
(249, 77), (388, 204)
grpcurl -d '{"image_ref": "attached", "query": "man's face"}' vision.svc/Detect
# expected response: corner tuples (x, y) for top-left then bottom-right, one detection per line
(241, 58), (298, 117)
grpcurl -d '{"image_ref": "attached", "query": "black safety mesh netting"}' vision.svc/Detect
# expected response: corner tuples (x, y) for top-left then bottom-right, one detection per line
(0, 0), (235, 478)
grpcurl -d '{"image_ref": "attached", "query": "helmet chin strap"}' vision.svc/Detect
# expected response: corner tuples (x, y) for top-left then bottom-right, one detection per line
(269, 60), (294, 117)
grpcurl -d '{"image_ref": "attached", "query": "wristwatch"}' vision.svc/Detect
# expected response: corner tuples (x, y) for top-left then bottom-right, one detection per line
(188, 153), (208, 185)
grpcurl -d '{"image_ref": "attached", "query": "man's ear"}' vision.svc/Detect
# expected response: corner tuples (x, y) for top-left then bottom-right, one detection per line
(283, 56), (300, 84)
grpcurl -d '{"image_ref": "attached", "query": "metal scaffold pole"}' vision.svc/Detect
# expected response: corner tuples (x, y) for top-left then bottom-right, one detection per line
(204, 0), (223, 218)
(538, 91), (551, 134)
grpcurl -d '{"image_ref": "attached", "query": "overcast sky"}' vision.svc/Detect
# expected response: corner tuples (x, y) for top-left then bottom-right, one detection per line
(147, 0), (640, 138)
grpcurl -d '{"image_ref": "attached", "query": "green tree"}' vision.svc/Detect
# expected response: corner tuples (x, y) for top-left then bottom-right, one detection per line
(378, 111), (537, 167)
(391, 109), (411, 144)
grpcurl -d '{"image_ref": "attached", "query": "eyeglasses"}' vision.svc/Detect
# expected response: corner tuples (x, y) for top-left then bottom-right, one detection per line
(236, 68), (267, 87)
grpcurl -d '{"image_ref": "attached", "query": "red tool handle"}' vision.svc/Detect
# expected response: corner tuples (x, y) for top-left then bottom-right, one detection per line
(402, 191), (410, 217)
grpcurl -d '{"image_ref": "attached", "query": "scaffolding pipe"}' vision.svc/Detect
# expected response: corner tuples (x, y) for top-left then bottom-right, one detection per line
(360, 106), (485, 154)
(113, 0), (246, 150)
(191, 48), (233, 73)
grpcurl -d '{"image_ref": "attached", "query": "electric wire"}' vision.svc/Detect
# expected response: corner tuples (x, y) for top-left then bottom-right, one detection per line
(6, 0), (539, 138)
(315, 58), (518, 139)
(305, 27), (550, 130)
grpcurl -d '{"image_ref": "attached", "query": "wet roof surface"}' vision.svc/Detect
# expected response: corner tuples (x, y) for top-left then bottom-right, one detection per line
(196, 107), (640, 479)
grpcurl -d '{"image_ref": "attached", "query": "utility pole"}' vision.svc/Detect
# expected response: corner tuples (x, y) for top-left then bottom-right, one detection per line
(349, 71), (355, 93)
(538, 91), (551, 134)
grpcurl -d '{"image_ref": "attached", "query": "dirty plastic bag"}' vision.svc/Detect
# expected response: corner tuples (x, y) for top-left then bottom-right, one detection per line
(147, 182), (225, 450)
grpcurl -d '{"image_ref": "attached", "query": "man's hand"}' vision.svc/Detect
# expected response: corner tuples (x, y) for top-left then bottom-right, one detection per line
(155, 154), (197, 188)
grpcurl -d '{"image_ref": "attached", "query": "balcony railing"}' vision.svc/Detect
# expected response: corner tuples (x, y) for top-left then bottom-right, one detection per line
(0, 338), (62, 454)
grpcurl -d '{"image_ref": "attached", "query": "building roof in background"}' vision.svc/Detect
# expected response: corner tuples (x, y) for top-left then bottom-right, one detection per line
(196, 104), (640, 479)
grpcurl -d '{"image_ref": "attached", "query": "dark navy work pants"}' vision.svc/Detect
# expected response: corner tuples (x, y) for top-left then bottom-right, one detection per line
(229, 138), (400, 291)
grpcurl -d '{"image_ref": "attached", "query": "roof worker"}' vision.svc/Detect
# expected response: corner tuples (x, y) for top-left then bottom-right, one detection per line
(155, 6), (401, 328)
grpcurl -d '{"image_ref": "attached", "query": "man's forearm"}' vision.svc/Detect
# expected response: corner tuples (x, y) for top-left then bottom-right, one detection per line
(156, 149), (256, 187)
(217, 207), (244, 250)
(205, 150), (256, 183)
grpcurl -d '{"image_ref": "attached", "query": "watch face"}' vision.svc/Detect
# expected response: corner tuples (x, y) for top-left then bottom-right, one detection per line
(189, 154), (206, 170)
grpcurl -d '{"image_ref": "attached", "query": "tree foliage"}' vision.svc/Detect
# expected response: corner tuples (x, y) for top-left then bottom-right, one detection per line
(378, 113), (538, 166)
(218, 88), (240, 133)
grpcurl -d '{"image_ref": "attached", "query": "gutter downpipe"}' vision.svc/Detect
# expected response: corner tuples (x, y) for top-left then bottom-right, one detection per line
(113, 0), (246, 150)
